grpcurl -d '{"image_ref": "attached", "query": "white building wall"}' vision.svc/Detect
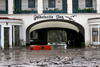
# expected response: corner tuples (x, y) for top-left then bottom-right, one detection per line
(8, 0), (14, 14)
(10, 14), (100, 46)
(0, 0), (5, 10)
(22, 0), (37, 10)
(1, 14), (100, 47)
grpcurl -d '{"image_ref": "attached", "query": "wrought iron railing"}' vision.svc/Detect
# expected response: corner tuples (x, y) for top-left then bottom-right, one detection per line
(43, 5), (67, 13)
(73, 5), (97, 13)
(13, 5), (37, 14)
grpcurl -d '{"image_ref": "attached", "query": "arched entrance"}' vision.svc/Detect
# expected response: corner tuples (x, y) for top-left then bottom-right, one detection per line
(26, 19), (85, 48)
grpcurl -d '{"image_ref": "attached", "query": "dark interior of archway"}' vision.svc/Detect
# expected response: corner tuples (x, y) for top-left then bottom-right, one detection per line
(28, 28), (85, 48)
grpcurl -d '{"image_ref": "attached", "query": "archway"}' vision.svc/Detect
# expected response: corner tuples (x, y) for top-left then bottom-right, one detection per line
(26, 19), (85, 48)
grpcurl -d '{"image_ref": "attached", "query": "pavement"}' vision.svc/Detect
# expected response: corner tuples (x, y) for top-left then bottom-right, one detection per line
(0, 46), (100, 67)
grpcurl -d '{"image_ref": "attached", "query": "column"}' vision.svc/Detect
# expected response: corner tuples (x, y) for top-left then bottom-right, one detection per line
(97, 0), (100, 13)
(13, 25), (15, 46)
(37, 0), (43, 14)
(8, 0), (14, 14)
(9, 26), (12, 48)
(67, 0), (72, 13)
(19, 26), (23, 46)
(1, 26), (4, 49)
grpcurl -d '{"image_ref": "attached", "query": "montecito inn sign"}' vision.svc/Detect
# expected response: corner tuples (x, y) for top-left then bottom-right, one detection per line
(34, 15), (77, 21)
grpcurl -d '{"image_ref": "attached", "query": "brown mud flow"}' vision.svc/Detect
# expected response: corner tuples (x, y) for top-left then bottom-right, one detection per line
(0, 47), (100, 67)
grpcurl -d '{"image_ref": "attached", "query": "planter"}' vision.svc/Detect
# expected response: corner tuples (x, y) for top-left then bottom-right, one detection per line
(43, 10), (67, 13)
(0, 11), (8, 14)
(13, 10), (37, 14)
(73, 10), (97, 13)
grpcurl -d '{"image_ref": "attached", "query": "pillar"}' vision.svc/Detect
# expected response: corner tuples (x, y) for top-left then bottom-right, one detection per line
(8, 0), (14, 14)
(97, 0), (100, 13)
(13, 25), (15, 46)
(9, 26), (12, 48)
(67, 0), (72, 13)
(1, 26), (4, 49)
(37, 0), (43, 14)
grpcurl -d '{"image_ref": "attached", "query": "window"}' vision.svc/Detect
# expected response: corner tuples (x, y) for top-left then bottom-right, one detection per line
(86, 0), (92, 7)
(49, 0), (55, 8)
(28, 0), (35, 8)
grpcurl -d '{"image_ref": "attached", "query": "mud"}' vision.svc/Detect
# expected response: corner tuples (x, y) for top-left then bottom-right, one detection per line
(0, 47), (100, 67)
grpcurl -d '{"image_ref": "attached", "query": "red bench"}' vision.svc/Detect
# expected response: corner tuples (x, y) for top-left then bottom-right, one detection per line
(30, 45), (51, 50)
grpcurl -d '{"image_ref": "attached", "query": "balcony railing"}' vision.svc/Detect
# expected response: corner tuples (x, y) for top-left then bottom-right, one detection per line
(73, 5), (97, 13)
(0, 6), (8, 14)
(13, 5), (37, 14)
(43, 5), (67, 13)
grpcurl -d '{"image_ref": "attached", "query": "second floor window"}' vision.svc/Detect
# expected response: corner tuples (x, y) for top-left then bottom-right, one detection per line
(86, 0), (92, 7)
(28, 0), (35, 8)
(49, 0), (55, 8)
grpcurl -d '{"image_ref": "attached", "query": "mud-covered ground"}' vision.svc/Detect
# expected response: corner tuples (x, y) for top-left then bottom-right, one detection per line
(0, 46), (100, 67)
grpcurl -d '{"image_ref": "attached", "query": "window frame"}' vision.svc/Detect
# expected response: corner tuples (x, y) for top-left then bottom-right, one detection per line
(28, 0), (35, 8)
(86, 0), (93, 7)
(48, 0), (55, 8)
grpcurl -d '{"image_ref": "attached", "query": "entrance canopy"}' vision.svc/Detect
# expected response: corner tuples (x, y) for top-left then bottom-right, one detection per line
(30, 21), (79, 33)
(0, 17), (23, 23)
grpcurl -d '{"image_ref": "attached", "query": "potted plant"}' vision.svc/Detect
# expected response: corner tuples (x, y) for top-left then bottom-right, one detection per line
(81, 42), (85, 48)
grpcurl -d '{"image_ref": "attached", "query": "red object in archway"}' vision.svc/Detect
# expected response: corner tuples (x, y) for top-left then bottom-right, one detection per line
(30, 45), (51, 50)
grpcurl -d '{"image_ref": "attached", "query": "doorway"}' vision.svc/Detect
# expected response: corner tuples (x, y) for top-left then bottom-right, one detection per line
(4, 27), (9, 49)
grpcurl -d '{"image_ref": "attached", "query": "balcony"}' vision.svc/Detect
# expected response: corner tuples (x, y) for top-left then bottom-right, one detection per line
(43, 5), (67, 13)
(73, 7), (97, 13)
(72, 0), (97, 13)
(13, 0), (37, 14)
(0, 0), (8, 14)
(43, 0), (67, 13)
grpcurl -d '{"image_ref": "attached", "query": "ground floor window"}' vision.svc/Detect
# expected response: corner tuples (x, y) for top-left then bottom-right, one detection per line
(12, 25), (22, 47)
(89, 24), (100, 45)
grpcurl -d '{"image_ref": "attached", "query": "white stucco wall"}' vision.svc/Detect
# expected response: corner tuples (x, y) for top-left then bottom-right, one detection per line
(0, 13), (100, 47)
(0, 0), (5, 10)
(22, 0), (37, 10)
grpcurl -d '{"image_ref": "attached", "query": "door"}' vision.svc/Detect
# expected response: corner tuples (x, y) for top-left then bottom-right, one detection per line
(15, 26), (20, 46)
(4, 28), (9, 49)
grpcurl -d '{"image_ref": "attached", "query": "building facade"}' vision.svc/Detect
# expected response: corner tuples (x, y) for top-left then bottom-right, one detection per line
(0, 0), (100, 49)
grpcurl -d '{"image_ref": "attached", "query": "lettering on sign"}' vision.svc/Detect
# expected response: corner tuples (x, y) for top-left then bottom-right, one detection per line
(34, 15), (77, 21)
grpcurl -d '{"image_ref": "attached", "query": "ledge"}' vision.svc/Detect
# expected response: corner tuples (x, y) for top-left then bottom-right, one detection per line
(43, 10), (67, 13)
(13, 11), (37, 14)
